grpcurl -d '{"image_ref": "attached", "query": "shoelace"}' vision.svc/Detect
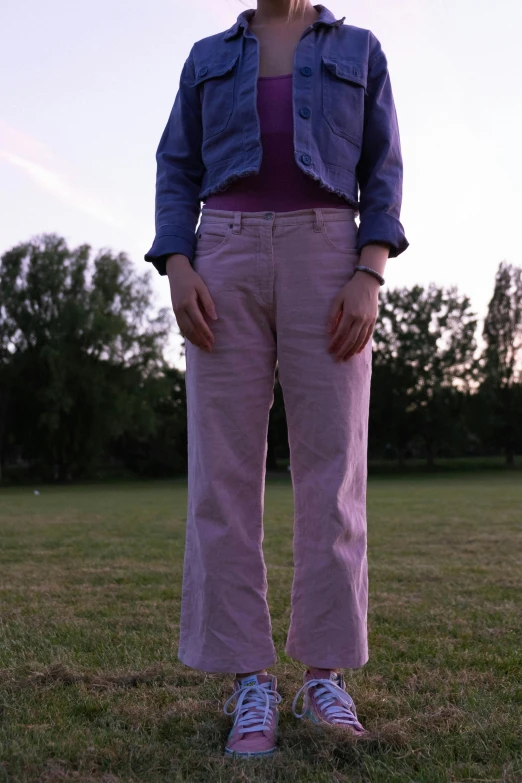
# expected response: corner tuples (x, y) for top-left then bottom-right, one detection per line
(292, 677), (361, 727)
(223, 681), (282, 734)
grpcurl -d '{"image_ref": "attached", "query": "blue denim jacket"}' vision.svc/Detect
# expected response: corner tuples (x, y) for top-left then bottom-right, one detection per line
(145, 4), (409, 275)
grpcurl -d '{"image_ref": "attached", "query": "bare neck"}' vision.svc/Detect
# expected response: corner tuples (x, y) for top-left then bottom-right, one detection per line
(252, 1), (319, 26)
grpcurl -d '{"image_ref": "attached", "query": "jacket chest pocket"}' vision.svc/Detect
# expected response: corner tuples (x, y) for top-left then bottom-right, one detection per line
(195, 55), (239, 139)
(321, 56), (367, 148)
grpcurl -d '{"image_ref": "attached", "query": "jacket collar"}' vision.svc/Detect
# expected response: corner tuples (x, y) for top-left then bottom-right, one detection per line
(223, 4), (345, 41)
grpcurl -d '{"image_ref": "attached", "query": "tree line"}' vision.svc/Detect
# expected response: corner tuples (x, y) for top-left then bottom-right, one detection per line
(0, 233), (521, 482)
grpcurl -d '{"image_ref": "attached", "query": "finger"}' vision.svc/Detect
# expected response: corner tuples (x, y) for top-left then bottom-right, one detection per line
(327, 311), (342, 334)
(187, 308), (214, 351)
(186, 301), (215, 346)
(329, 310), (355, 352)
(195, 279), (218, 321)
(326, 294), (344, 333)
(356, 323), (374, 354)
(335, 321), (367, 361)
(176, 313), (202, 350)
(180, 311), (212, 352)
(340, 321), (371, 360)
(349, 322), (370, 357)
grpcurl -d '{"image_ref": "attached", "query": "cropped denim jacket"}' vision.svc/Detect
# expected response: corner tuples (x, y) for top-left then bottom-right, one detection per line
(144, 4), (409, 275)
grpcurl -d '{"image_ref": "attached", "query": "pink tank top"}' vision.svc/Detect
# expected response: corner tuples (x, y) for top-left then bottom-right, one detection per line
(203, 74), (352, 213)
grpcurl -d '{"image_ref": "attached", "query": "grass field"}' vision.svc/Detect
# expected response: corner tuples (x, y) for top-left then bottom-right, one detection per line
(1, 473), (521, 783)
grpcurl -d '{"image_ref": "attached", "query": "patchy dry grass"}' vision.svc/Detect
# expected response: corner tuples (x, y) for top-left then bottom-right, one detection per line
(0, 474), (521, 782)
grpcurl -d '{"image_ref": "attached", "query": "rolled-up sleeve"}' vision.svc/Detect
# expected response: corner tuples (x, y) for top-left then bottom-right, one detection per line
(144, 50), (204, 275)
(356, 38), (409, 258)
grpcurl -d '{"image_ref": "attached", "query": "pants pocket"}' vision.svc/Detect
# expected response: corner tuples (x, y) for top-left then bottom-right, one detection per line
(321, 219), (359, 253)
(195, 223), (232, 256)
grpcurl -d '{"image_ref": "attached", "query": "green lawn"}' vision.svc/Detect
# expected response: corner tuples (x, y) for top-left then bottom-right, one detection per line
(0, 474), (521, 782)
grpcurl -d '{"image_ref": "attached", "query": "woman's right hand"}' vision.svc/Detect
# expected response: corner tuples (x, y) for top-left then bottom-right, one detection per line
(166, 254), (217, 352)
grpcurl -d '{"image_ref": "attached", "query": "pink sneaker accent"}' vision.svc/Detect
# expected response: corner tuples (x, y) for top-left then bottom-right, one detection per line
(292, 669), (367, 735)
(223, 673), (281, 757)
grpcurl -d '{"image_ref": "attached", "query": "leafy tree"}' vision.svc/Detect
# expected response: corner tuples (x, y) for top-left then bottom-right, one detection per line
(0, 233), (171, 480)
(110, 367), (189, 477)
(371, 283), (479, 465)
(480, 261), (522, 466)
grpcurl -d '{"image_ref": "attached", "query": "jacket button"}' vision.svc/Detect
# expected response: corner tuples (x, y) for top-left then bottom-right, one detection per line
(301, 154), (312, 165)
(198, 65), (209, 77)
(300, 66), (312, 76)
(299, 107), (311, 119)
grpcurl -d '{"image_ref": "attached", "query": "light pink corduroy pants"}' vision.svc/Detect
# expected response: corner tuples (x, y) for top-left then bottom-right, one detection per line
(179, 207), (372, 674)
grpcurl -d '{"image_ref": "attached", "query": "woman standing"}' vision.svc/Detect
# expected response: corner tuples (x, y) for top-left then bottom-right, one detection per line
(145, 0), (409, 758)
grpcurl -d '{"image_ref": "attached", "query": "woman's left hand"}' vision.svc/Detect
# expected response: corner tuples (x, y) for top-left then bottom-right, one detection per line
(326, 271), (380, 361)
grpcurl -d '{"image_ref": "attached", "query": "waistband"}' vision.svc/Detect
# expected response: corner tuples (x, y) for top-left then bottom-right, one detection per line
(200, 206), (358, 228)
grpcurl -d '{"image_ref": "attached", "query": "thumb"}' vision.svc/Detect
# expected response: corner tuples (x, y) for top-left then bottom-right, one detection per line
(195, 279), (218, 320)
(327, 294), (344, 332)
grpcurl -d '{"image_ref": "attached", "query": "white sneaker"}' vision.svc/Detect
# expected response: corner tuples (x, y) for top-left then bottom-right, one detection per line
(223, 673), (282, 757)
(292, 669), (367, 735)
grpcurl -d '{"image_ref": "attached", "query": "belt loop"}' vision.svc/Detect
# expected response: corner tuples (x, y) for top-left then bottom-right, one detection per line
(232, 211), (242, 234)
(313, 208), (323, 232)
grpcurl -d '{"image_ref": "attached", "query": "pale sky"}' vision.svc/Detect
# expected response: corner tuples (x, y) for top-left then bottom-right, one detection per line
(1, 0), (521, 369)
